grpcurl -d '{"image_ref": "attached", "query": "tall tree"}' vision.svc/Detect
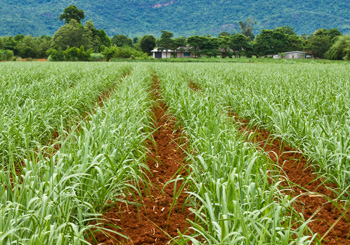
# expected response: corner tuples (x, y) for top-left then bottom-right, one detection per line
(51, 19), (85, 50)
(239, 18), (255, 41)
(98, 30), (111, 50)
(140, 35), (156, 55)
(157, 31), (174, 57)
(187, 35), (203, 57)
(59, 5), (85, 24)
(82, 20), (101, 52)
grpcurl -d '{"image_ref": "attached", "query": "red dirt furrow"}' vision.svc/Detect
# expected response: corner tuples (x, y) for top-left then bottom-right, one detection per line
(231, 114), (350, 244)
(89, 75), (192, 244)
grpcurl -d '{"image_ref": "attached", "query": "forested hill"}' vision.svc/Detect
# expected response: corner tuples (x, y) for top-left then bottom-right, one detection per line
(1, 0), (350, 37)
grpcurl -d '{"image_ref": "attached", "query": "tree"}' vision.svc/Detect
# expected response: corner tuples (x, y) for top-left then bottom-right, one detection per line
(187, 35), (203, 57)
(0, 38), (4, 50)
(218, 35), (232, 57)
(98, 30), (111, 49)
(219, 31), (231, 38)
(60, 5), (85, 24)
(173, 36), (187, 50)
(140, 35), (156, 55)
(254, 29), (289, 56)
(202, 36), (220, 57)
(305, 35), (332, 58)
(230, 34), (249, 57)
(326, 36), (350, 60)
(286, 35), (305, 51)
(51, 19), (85, 50)
(314, 28), (342, 40)
(239, 18), (255, 41)
(46, 48), (65, 61)
(111, 35), (133, 47)
(187, 35), (219, 57)
(82, 20), (101, 52)
(0, 50), (14, 61)
(102, 46), (118, 61)
(157, 30), (174, 58)
(16, 35), (40, 58)
(276, 26), (296, 35)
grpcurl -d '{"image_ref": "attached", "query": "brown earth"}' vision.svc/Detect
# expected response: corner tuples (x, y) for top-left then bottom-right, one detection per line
(187, 82), (350, 244)
(232, 114), (350, 244)
(89, 75), (193, 244)
(188, 82), (202, 92)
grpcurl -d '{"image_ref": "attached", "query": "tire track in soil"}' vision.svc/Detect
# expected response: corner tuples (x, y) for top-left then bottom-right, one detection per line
(89, 75), (193, 244)
(187, 82), (350, 244)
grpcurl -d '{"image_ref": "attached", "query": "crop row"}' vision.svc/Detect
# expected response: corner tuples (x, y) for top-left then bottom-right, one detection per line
(0, 65), (153, 244)
(0, 62), (132, 166)
(154, 65), (314, 244)
(168, 63), (350, 194)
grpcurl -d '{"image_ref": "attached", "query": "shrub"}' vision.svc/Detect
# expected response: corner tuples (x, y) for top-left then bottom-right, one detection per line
(90, 53), (105, 61)
(0, 49), (14, 61)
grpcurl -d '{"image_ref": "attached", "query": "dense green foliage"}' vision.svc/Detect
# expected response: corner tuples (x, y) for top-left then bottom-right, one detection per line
(326, 36), (350, 60)
(59, 5), (85, 24)
(1, 0), (350, 37)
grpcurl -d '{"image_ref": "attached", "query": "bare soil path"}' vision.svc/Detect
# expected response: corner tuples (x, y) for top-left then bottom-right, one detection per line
(90, 75), (192, 244)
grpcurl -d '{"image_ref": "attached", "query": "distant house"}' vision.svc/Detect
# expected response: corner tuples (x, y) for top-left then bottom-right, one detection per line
(151, 49), (173, 59)
(151, 47), (194, 58)
(283, 51), (314, 59)
(174, 46), (194, 58)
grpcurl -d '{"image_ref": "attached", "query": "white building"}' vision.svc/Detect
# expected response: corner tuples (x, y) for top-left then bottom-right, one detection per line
(151, 49), (173, 58)
(283, 51), (314, 59)
(151, 47), (194, 59)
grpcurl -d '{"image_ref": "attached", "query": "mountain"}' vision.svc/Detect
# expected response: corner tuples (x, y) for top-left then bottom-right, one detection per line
(1, 0), (350, 37)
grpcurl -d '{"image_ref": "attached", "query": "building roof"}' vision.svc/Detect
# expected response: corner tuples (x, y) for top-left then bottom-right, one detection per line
(151, 48), (174, 53)
(284, 51), (306, 54)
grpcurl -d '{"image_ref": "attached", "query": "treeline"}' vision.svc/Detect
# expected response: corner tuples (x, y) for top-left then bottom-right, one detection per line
(0, 5), (349, 61)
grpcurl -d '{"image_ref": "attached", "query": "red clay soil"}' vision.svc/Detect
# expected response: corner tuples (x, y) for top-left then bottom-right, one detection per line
(231, 114), (350, 244)
(188, 82), (202, 92)
(89, 76), (192, 244)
